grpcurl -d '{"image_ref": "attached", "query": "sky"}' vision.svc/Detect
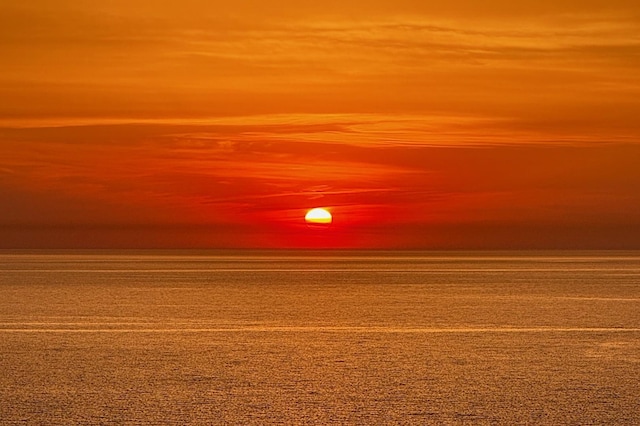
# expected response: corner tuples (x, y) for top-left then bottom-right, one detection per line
(1, 0), (640, 249)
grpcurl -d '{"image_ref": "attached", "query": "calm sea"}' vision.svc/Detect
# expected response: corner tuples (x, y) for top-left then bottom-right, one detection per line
(1, 250), (639, 424)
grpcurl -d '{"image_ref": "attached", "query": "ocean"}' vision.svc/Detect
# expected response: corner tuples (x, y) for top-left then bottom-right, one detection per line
(1, 250), (639, 424)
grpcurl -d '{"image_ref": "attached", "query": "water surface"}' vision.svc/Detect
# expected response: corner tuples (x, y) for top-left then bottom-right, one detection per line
(1, 251), (639, 424)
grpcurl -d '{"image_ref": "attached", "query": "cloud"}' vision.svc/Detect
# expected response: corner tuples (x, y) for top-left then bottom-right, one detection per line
(1, 2), (639, 122)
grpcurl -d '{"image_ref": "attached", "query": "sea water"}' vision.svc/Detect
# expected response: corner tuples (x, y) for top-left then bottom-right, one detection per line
(1, 250), (639, 424)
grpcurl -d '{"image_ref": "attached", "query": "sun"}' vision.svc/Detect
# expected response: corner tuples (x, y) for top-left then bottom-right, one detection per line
(305, 208), (332, 226)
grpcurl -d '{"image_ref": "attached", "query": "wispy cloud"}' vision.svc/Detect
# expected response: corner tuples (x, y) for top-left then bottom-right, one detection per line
(2, 3), (639, 123)
(2, 121), (640, 225)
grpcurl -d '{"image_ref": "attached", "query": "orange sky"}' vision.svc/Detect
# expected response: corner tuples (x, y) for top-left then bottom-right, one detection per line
(1, 1), (640, 249)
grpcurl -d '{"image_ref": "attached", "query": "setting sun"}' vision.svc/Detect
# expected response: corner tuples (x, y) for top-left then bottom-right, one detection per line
(305, 208), (333, 225)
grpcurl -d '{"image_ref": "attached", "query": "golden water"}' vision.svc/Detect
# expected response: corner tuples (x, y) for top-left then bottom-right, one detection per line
(1, 251), (639, 424)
